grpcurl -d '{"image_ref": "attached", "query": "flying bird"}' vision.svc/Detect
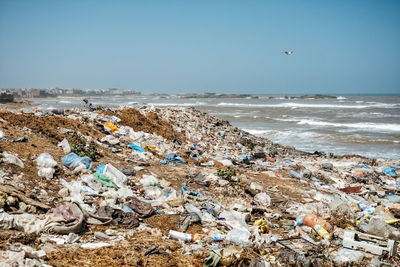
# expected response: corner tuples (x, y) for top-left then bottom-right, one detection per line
(284, 51), (294, 55)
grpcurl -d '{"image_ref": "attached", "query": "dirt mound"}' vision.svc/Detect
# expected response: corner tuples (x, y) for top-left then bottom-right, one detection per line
(0, 111), (104, 144)
(104, 108), (184, 142)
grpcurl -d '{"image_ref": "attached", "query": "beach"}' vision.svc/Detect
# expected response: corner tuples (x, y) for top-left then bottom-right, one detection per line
(0, 105), (399, 266)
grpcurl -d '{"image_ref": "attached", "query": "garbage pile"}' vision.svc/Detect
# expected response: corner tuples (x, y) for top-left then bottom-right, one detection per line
(0, 106), (399, 266)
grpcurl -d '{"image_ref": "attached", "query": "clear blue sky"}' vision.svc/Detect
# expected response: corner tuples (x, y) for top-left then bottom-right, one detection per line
(0, 0), (399, 94)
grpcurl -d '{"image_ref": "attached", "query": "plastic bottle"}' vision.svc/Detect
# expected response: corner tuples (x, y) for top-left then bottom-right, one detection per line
(298, 213), (331, 241)
(169, 230), (192, 242)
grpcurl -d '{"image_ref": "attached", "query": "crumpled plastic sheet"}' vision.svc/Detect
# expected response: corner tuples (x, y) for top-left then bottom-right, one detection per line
(62, 152), (93, 170)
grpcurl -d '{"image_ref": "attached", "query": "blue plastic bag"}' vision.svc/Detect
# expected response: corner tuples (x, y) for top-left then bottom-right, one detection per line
(382, 167), (398, 178)
(96, 164), (106, 173)
(62, 152), (93, 170)
(129, 143), (145, 152)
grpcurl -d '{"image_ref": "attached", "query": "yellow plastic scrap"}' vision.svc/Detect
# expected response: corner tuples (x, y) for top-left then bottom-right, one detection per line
(385, 219), (400, 224)
(254, 219), (269, 233)
(104, 122), (119, 132)
(143, 145), (160, 152)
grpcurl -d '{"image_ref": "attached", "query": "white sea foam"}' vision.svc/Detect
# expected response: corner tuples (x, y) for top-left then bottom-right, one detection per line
(296, 119), (400, 132)
(58, 100), (71, 104)
(242, 129), (271, 135)
(217, 102), (398, 109)
(147, 102), (207, 107)
(337, 96), (347, 100)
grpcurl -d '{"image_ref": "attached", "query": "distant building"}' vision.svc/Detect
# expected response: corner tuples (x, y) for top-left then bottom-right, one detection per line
(0, 92), (14, 103)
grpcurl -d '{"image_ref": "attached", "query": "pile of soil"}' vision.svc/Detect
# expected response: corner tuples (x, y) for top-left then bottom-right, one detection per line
(104, 108), (185, 142)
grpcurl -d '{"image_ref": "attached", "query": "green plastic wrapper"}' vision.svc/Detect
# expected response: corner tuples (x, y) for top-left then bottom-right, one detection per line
(93, 173), (119, 189)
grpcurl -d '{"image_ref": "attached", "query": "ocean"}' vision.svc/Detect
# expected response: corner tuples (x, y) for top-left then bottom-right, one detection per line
(29, 94), (400, 160)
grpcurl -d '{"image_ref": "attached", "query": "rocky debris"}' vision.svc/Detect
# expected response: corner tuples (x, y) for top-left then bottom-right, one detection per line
(0, 106), (399, 266)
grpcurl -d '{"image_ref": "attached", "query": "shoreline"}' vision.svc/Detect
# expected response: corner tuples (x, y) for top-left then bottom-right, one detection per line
(3, 97), (399, 162)
(0, 106), (399, 265)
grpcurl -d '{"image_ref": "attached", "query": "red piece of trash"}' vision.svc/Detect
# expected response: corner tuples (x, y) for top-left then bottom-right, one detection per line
(339, 186), (361, 194)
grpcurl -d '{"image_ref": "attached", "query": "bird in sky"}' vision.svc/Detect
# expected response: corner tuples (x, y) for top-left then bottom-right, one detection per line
(284, 51), (294, 55)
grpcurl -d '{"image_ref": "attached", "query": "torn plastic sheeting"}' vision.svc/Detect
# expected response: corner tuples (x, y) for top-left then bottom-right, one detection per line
(129, 143), (145, 152)
(180, 182), (203, 198)
(160, 153), (187, 165)
(62, 152), (93, 170)
(2, 152), (24, 168)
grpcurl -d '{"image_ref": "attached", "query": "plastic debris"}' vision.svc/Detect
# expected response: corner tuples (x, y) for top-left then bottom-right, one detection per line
(62, 152), (93, 170)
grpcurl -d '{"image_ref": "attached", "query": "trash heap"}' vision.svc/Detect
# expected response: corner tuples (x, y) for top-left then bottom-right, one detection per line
(0, 106), (399, 266)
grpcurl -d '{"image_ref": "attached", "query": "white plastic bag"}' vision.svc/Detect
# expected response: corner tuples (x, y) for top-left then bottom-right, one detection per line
(37, 153), (58, 168)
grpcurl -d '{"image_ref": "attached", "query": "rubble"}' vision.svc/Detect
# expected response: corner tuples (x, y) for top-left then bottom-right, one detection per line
(0, 106), (399, 266)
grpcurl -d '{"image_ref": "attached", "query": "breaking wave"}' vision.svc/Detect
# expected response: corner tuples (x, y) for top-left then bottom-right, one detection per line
(217, 102), (399, 109)
(296, 119), (400, 132)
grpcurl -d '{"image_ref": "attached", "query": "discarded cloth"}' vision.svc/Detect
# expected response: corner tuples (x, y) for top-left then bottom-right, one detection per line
(97, 206), (139, 228)
(125, 196), (154, 218)
(0, 202), (111, 234)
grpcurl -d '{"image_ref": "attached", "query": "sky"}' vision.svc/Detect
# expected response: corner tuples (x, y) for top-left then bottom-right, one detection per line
(0, 0), (399, 94)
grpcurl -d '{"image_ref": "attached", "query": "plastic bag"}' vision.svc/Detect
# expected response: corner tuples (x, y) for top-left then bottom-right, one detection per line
(219, 210), (249, 233)
(38, 167), (55, 179)
(226, 229), (251, 246)
(62, 152), (93, 170)
(104, 122), (119, 132)
(254, 193), (271, 207)
(102, 164), (127, 187)
(129, 143), (145, 152)
(382, 168), (398, 178)
(334, 248), (363, 264)
(58, 138), (71, 154)
(37, 153), (58, 168)
(140, 175), (159, 187)
(144, 186), (162, 199)
(93, 173), (119, 189)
